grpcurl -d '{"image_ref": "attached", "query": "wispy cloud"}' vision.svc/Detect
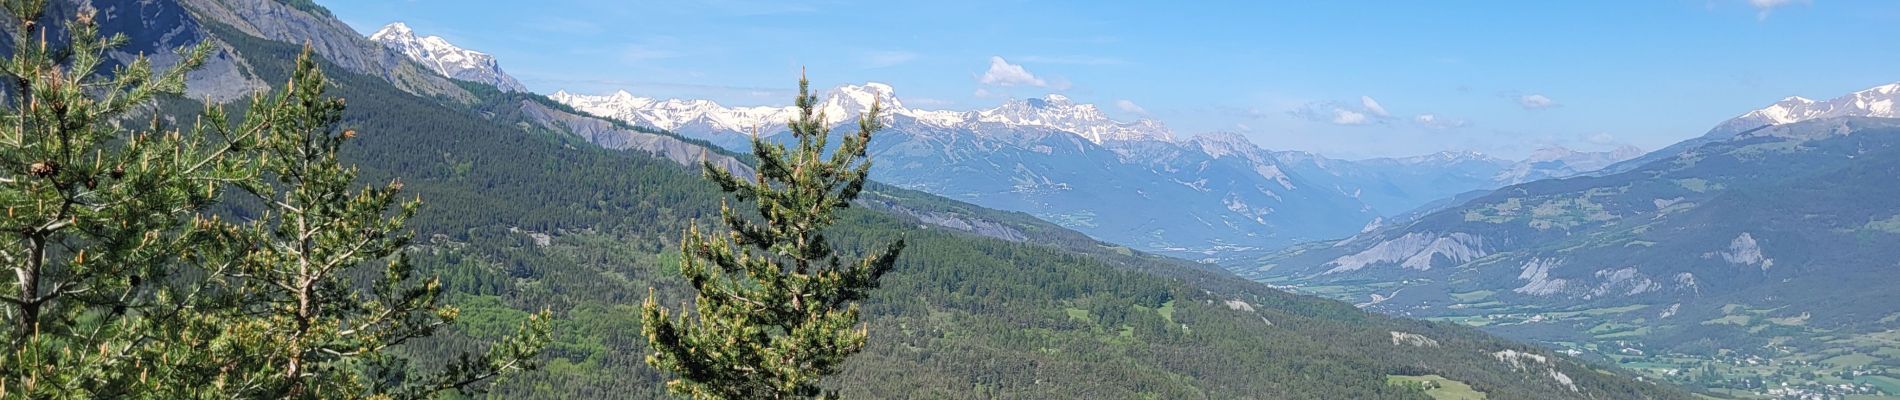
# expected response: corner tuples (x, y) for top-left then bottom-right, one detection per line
(1748, 0), (1810, 20)
(609, 36), (693, 63)
(859, 50), (918, 69)
(1018, 55), (1128, 66)
(1116, 99), (1149, 115)
(1583, 132), (1618, 145)
(1360, 96), (1390, 117)
(1292, 97), (1394, 126)
(1517, 94), (1559, 110)
(1414, 113), (1471, 129)
(978, 56), (1049, 87)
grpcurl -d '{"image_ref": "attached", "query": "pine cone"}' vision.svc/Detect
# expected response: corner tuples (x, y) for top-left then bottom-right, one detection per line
(29, 161), (58, 177)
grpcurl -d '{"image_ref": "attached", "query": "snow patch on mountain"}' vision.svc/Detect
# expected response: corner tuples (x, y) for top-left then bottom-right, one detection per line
(553, 86), (1173, 145)
(1716, 83), (1900, 134)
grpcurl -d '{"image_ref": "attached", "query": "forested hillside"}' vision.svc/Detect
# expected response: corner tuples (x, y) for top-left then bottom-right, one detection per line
(42, 1), (1693, 398)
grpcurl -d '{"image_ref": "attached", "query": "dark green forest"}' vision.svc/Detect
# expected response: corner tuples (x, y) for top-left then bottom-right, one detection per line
(182, 16), (1688, 400)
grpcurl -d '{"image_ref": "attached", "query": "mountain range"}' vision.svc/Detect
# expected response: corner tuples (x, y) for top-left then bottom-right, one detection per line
(21, 0), (1691, 398)
(551, 82), (1643, 258)
(366, 26), (1645, 258)
(1238, 81), (1900, 397)
(338, 6), (1896, 400)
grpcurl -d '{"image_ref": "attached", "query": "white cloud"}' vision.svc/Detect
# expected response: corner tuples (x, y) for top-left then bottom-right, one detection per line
(1414, 113), (1471, 129)
(1584, 132), (1618, 145)
(1116, 99), (1148, 115)
(1518, 94), (1559, 110)
(1292, 100), (1386, 126)
(1360, 96), (1390, 117)
(860, 50), (918, 69)
(978, 56), (1048, 87)
(1331, 110), (1369, 125)
(1748, 0), (1809, 20)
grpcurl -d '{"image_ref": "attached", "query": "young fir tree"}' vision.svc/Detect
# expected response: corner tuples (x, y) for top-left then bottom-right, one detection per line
(199, 48), (550, 399)
(0, 3), (261, 396)
(642, 73), (905, 399)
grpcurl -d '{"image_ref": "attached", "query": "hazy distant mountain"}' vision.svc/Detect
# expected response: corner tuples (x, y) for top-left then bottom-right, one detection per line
(1494, 145), (1645, 185)
(368, 22), (527, 92)
(1276, 146), (1643, 218)
(1600, 82), (1900, 176)
(1241, 110), (1900, 394)
(555, 88), (1380, 255)
(552, 85), (1641, 257)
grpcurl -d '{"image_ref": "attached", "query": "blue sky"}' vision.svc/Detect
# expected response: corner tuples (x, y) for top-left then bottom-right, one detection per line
(321, 0), (1900, 159)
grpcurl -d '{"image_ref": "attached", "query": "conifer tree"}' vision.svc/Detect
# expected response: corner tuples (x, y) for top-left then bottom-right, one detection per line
(0, 2), (258, 396)
(201, 48), (550, 399)
(0, 4), (545, 397)
(642, 73), (905, 399)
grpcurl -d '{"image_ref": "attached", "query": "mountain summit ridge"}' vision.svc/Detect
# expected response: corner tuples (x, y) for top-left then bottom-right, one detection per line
(368, 22), (527, 92)
(549, 85), (1175, 144)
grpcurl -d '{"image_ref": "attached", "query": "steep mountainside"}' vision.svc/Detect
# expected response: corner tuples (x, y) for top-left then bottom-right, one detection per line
(53, 0), (1692, 398)
(1241, 114), (1900, 397)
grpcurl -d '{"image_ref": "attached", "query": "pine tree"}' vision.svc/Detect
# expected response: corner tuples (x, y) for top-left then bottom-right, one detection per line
(0, 3), (258, 396)
(197, 48), (551, 399)
(642, 73), (905, 399)
(0, 4), (547, 398)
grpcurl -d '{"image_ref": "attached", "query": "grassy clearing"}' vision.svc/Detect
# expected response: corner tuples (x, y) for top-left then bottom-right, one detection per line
(1868, 214), (1900, 234)
(1450, 290), (1495, 302)
(1825, 353), (1879, 367)
(1064, 307), (1090, 323)
(1388, 375), (1486, 400)
(1157, 300), (1177, 323)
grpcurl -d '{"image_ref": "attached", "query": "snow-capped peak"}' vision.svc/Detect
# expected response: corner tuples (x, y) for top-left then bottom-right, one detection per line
(972, 94), (1173, 143)
(1189, 132), (1267, 159)
(369, 22), (414, 40)
(551, 84), (1176, 144)
(1384, 150), (1508, 167)
(819, 83), (906, 119)
(1716, 82), (1900, 134)
(368, 22), (527, 92)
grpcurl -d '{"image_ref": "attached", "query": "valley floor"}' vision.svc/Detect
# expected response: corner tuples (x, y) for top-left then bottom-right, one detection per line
(1259, 277), (1900, 400)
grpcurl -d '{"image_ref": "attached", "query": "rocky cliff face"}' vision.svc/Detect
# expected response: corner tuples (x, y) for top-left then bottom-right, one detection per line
(175, 0), (473, 102)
